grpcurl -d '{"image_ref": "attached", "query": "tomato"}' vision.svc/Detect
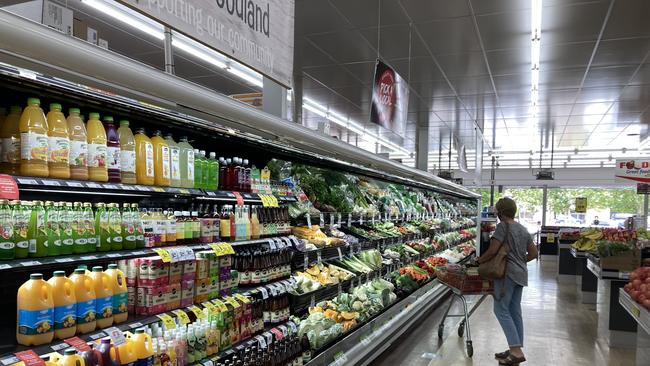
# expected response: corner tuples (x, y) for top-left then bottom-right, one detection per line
(639, 294), (648, 303)
(631, 290), (640, 301)
(633, 279), (642, 288)
(641, 284), (648, 293)
(644, 299), (650, 310)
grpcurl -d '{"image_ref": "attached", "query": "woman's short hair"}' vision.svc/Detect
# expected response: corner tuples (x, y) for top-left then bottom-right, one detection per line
(495, 197), (517, 219)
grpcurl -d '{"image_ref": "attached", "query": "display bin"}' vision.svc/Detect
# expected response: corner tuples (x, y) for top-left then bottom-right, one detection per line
(436, 265), (493, 294)
(599, 250), (642, 272)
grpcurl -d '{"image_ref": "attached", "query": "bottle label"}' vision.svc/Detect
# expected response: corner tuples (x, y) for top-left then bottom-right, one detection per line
(54, 303), (76, 330)
(62, 238), (74, 246)
(28, 239), (36, 253)
(77, 299), (96, 324)
(170, 147), (180, 180)
(37, 210), (46, 235)
(187, 150), (195, 180)
(113, 292), (128, 315)
(120, 150), (136, 173)
(88, 143), (107, 168)
(108, 146), (121, 170)
(95, 296), (113, 319)
(70, 140), (88, 167)
(0, 241), (14, 250)
(48, 136), (70, 164)
(161, 146), (170, 179)
(87, 237), (97, 246)
(145, 142), (154, 177)
(1, 137), (20, 163)
(18, 308), (53, 335)
(20, 132), (48, 161)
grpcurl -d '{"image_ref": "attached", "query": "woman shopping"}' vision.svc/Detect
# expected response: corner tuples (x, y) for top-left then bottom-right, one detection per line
(476, 197), (538, 365)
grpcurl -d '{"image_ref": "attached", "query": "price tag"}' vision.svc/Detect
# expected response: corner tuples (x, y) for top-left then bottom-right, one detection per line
(337, 247), (343, 260)
(157, 313), (176, 329)
(347, 213), (352, 227)
(281, 237), (293, 248)
(360, 333), (372, 346)
(105, 327), (126, 346)
(102, 184), (118, 190)
(106, 253), (122, 258)
(256, 335), (267, 349)
(55, 257), (74, 263)
(263, 332), (273, 346)
(333, 352), (348, 365)
(188, 305), (206, 319)
(632, 305), (640, 318)
(278, 325), (288, 337)
(271, 327), (284, 340)
(319, 213), (324, 227)
(81, 255), (98, 260)
(20, 261), (41, 267)
(330, 213), (335, 227)
(152, 187), (165, 193)
(289, 236), (301, 247)
(270, 196), (279, 207)
(129, 322), (144, 329)
(234, 293), (251, 304)
(153, 248), (172, 263)
(209, 242), (235, 256)
(86, 182), (101, 189)
(64, 336), (91, 352)
(224, 296), (241, 309)
(259, 286), (269, 299)
(1, 356), (19, 366)
(546, 233), (555, 243)
(202, 301), (217, 314)
(206, 191), (216, 196)
(306, 213), (312, 227)
(66, 181), (84, 188)
(51, 343), (69, 352)
(16, 178), (38, 185)
(14, 350), (45, 366)
(316, 250), (322, 263)
(619, 272), (629, 279)
(172, 309), (191, 325)
(268, 238), (278, 250)
(121, 184), (135, 190)
(288, 321), (297, 333)
(212, 299), (228, 312)
(41, 179), (61, 186)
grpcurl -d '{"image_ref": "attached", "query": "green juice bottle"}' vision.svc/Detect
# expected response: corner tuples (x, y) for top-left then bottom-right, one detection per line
(122, 203), (136, 250)
(72, 202), (88, 254)
(95, 203), (111, 252)
(84, 202), (97, 252)
(30, 201), (48, 257)
(193, 149), (203, 189)
(108, 203), (123, 250)
(200, 150), (209, 190)
(45, 201), (61, 257)
(12, 201), (28, 258)
(0, 199), (15, 260)
(208, 152), (219, 190)
(132, 203), (145, 248)
(59, 202), (74, 255)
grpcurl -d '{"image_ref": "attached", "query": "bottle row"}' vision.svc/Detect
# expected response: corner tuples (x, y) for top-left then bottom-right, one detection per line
(0, 98), (277, 192)
(0, 199), (292, 260)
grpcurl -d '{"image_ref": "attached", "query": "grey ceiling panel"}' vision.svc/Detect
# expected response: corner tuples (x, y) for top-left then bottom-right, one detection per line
(474, 9), (530, 51)
(329, 0), (409, 28)
(359, 24), (430, 61)
(399, 0), (471, 23)
(448, 76), (494, 96)
(434, 52), (489, 78)
(582, 66), (639, 88)
(470, 0), (531, 15)
(415, 17), (481, 55)
(541, 41), (596, 71)
(629, 63), (650, 85)
(485, 48), (531, 76)
(619, 84), (650, 101)
(306, 31), (377, 64)
(303, 65), (364, 89)
(540, 90), (580, 105)
(492, 74), (529, 94)
(542, 1), (611, 45)
(602, 0), (650, 40)
(591, 38), (650, 68)
(296, 0), (351, 35)
(539, 69), (588, 90)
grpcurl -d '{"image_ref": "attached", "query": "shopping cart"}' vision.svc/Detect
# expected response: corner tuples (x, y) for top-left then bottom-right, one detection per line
(436, 264), (493, 357)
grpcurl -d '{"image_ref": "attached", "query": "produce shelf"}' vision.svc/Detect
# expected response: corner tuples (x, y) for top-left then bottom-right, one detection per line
(619, 290), (650, 335)
(570, 248), (590, 258)
(586, 255), (631, 280)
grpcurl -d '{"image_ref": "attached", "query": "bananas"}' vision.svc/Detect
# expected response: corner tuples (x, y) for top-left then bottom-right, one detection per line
(571, 228), (601, 252)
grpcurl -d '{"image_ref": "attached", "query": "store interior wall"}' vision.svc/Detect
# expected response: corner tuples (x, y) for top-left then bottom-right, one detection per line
(453, 167), (633, 188)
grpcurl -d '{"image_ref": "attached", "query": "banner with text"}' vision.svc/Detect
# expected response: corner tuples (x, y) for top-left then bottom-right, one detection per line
(615, 159), (650, 183)
(370, 59), (408, 137)
(119, 0), (295, 87)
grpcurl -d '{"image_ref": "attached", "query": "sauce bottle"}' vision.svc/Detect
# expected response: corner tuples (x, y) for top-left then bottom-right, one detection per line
(20, 98), (49, 177)
(135, 128), (154, 185)
(86, 112), (108, 182)
(117, 120), (136, 184)
(46, 103), (70, 179)
(165, 133), (182, 188)
(67, 108), (88, 180)
(104, 116), (121, 183)
(151, 130), (170, 187)
(178, 136), (194, 189)
(0, 199), (15, 259)
(0, 106), (21, 175)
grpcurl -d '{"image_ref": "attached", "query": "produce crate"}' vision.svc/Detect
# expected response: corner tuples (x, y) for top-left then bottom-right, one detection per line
(599, 249), (642, 272)
(436, 265), (493, 294)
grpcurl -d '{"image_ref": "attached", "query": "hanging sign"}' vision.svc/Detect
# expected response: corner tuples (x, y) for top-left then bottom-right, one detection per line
(615, 159), (650, 182)
(0, 175), (19, 199)
(370, 59), (409, 137)
(575, 197), (587, 213)
(637, 183), (650, 194)
(118, 0), (295, 87)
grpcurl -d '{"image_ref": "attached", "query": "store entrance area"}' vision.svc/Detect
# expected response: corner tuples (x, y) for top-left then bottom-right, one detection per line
(371, 260), (635, 366)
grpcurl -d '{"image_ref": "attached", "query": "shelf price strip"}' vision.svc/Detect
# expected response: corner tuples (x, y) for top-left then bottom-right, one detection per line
(209, 242), (235, 256)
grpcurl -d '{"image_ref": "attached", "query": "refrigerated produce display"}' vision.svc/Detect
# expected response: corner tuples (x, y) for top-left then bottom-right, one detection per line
(0, 14), (479, 366)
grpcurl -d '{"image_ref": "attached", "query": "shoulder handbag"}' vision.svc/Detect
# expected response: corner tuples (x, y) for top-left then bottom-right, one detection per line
(478, 223), (510, 279)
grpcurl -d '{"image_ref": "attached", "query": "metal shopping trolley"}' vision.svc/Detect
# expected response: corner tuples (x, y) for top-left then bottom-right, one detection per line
(436, 264), (493, 357)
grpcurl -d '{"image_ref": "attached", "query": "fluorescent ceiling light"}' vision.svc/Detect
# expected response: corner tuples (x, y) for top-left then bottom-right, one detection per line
(172, 39), (227, 69)
(81, 0), (163, 40)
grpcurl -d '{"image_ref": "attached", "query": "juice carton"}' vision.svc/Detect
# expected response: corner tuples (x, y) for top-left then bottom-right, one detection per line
(16, 273), (54, 346)
(166, 283), (181, 311)
(127, 286), (136, 314)
(136, 286), (168, 315)
(180, 280), (195, 307)
(208, 276), (220, 300)
(193, 278), (210, 304)
(181, 260), (196, 282)
(169, 262), (182, 283)
(207, 254), (220, 278)
(195, 255), (209, 280)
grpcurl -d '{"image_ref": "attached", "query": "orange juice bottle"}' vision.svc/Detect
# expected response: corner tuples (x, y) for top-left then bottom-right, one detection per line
(117, 121), (136, 184)
(67, 108), (88, 180)
(16, 273), (54, 346)
(134, 128), (154, 185)
(59, 349), (84, 366)
(86, 113), (108, 182)
(70, 268), (97, 333)
(130, 328), (154, 366)
(105, 264), (128, 323)
(0, 105), (22, 174)
(47, 271), (77, 340)
(90, 266), (113, 329)
(150, 130), (170, 187)
(46, 103), (70, 179)
(19, 98), (49, 177)
(113, 337), (137, 366)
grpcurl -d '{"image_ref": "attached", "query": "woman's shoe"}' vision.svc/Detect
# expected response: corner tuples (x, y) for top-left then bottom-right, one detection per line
(498, 354), (526, 365)
(494, 350), (510, 360)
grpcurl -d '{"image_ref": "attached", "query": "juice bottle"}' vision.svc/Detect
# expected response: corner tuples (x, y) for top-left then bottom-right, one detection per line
(87, 112), (108, 182)
(131, 328), (154, 366)
(250, 206), (260, 239)
(193, 149), (202, 189)
(140, 209), (153, 248)
(207, 152), (218, 190)
(103, 116), (121, 183)
(164, 133), (181, 188)
(174, 211), (185, 245)
(178, 136), (194, 189)
(105, 264), (128, 323)
(117, 120), (136, 184)
(132, 203), (145, 248)
(97, 338), (120, 366)
(60, 202), (75, 255)
(95, 203), (111, 252)
(16, 273), (54, 346)
(108, 203), (123, 251)
(59, 349), (84, 366)
(47, 271), (76, 340)
(122, 203), (136, 250)
(151, 130), (170, 187)
(90, 266), (113, 328)
(218, 158), (226, 190)
(70, 268), (97, 333)
(20, 98), (49, 177)
(135, 128), (154, 185)
(199, 150), (209, 190)
(114, 337), (137, 366)
(0, 199), (15, 259)
(155, 208), (166, 246)
(72, 202), (87, 254)
(165, 209), (176, 245)
(67, 108), (88, 180)
(46, 103), (70, 179)
(79, 343), (101, 366)
(84, 202), (98, 252)
(0, 105), (21, 174)
(28, 201), (48, 257)
(44, 202), (61, 257)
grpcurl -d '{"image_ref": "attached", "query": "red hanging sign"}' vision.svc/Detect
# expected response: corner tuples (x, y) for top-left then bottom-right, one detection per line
(64, 336), (91, 352)
(0, 174), (19, 199)
(15, 350), (45, 366)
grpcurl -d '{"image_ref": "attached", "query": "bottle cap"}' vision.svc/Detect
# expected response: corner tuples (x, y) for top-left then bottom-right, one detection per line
(209, 152), (216, 158)
(89, 112), (100, 120)
(135, 127), (146, 134)
(92, 266), (103, 272)
(135, 328), (145, 334)
(53, 270), (65, 277)
(64, 349), (77, 355)
(49, 103), (62, 111)
(119, 120), (129, 127)
(153, 130), (162, 136)
(69, 107), (80, 114)
(27, 97), (40, 106)
(29, 273), (43, 280)
(103, 116), (114, 123)
(107, 264), (118, 269)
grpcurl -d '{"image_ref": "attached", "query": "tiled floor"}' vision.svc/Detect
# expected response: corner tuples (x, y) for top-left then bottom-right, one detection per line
(370, 259), (636, 366)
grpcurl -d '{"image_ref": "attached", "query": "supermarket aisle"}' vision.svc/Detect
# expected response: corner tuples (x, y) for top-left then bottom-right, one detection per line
(371, 260), (635, 366)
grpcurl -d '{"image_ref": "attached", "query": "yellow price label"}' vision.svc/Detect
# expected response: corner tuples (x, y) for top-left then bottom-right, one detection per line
(153, 187), (165, 193)
(153, 248), (172, 263)
(234, 293), (251, 304)
(213, 299), (229, 312)
(172, 309), (191, 325)
(259, 194), (269, 207)
(224, 296), (241, 309)
(156, 313), (176, 329)
(179, 189), (190, 194)
(209, 242), (235, 256)
(188, 305), (206, 319)
(546, 233), (555, 243)
(202, 301), (217, 314)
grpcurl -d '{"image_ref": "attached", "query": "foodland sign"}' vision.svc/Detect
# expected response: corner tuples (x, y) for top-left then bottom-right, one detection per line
(615, 159), (650, 183)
